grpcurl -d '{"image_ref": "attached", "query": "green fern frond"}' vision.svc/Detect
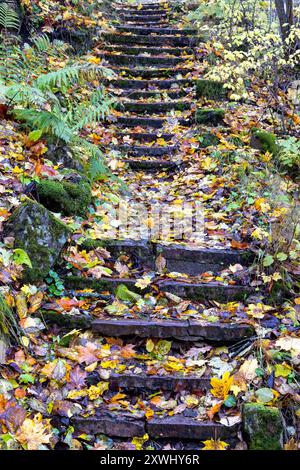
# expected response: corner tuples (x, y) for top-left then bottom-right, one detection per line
(36, 64), (82, 90)
(0, 2), (20, 31)
(31, 34), (51, 53)
(3, 83), (47, 107)
(13, 108), (73, 142)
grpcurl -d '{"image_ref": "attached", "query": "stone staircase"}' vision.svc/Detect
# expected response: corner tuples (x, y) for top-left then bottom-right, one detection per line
(46, 1), (262, 448)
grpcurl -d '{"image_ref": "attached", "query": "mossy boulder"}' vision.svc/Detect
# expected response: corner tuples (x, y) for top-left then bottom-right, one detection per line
(250, 130), (278, 155)
(196, 80), (226, 100)
(243, 403), (284, 450)
(196, 108), (225, 126)
(3, 200), (72, 282)
(36, 178), (92, 217)
(198, 132), (220, 148)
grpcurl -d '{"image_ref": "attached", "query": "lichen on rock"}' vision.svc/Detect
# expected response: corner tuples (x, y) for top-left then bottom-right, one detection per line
(243, 403), (284, 450)
(3, 200), (72, 282)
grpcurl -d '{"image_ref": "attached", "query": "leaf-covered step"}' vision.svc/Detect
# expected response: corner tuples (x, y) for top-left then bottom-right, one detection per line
(120, 15), (168, 22)
(115, 2), (168, 10)
(103, 33), (199, 47)
(72, 415), (237, 439)
(64, 276), (252, 302)
(109, 373), (211, 392)
(112, 67), (194, 79)
(91, 318), (254, 342)
(102, 53), (187, 67)
(105, 45), (195, 56)
(116, 131), (175, 142)
(116, 100), (192, 113)
(119, 89), (186, 100)
(107, 78), (192, 90)
(113, 144), (177, 157)
(116, 26), (198, 36)
(115, 116), (191, 128)
(123, 158), (179, 171)
(80, 238), (252, 275)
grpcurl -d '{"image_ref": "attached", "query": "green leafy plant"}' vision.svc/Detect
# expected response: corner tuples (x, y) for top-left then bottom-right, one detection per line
(0, 2), (20, 31)
(46, 270), (65, 297)
(276, 137), (300, 176)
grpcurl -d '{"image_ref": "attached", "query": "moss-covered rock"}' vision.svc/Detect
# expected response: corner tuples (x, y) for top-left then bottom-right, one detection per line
(196, 79), (226, 100)
(243, 403), (284, 450)
(198, 132), (220, 148)
(196, 108), (225, 126)
(3, 200), (72, 282)
(250, 129), (278, 155)
(36, 178), (92, 216)
(46, 144), (84, 172)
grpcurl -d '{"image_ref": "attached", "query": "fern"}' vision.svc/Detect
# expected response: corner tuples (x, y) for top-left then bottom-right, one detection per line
(0, 2), (20, 31)
(31, 34), (51, 53)
(13, 108), (74, 142)
(2, 83), (47, 107)
(74, 88), (114, 130)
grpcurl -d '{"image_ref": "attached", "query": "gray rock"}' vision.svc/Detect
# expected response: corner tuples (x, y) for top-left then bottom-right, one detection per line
(243, 403), (284, 450)
(3, 200), (72, 282)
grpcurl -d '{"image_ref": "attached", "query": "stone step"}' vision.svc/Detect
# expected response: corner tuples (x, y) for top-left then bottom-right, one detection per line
(111, 67), (194, 79)
(102, 53), (186, 67)
(116, 132), (175, 142)
(115, 3), (168, 11)
(116, 26), (197, 36)
(116, 101), (192, 114)
(92, 318), (254, 342)
(118, 9), (168, 16)
(80, 239), (252, 275)
(109, 374), (211, 392)
(72, 415), (238, 439)
(105, 45), (195, 56)
(114, 144), (177, 157)
(118, 89), (186, 100)
(107, 78), (192, 90)
(115, 116), (191, 128)
(123, 158), (179, 171)
(120, 15), (168, 22)
(103, 33), (199, 47)
(64, 276), (252, 302)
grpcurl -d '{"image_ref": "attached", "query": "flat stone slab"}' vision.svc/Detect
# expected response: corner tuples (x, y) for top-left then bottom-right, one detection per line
(80, 238), (252, 275)
(116, 132), (175, 142)
(103, 53), (185, 67)
(107, 78), (192, 89)
(72, 415), (145, 437)
(103, 33), (199, 47)
(114, 144), (177, 157)
(109, 373), (211, 391)
(64, 276), (253, 302)
(72, 415), (237, 439)
(91, 318), (254, 342)
(116, 101), (191, 113)
(146, 416), (238, 439)
(124, 158), (179, 171)
(105, 46), (194, 56)
(116, 26), (198, 36)
(119, 89), (185, 100)
(115, 116), (190, 128)
(112, 67), (194, 79)
(92, 318), (189, 338)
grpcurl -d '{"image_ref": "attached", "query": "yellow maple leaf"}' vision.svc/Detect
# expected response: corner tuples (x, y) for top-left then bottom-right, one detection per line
(87, 382), (109, 400)
(202, 438), (229, 450)
(16, 413), (52, 450)
(210, 372), (234, 400)
(132, 433), (149, 450)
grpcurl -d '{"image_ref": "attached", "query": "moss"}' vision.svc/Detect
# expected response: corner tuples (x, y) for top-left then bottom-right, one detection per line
(198, 132), (220, 148)
(196, 108), (225, 126)
(3, 200), (72, 282)
(196, 79), (226, 100)
(250, 129), (278, 155)
(243, 403), (284, 450)
(36, 179), (92, 216)
(37, 310), (92, 329)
